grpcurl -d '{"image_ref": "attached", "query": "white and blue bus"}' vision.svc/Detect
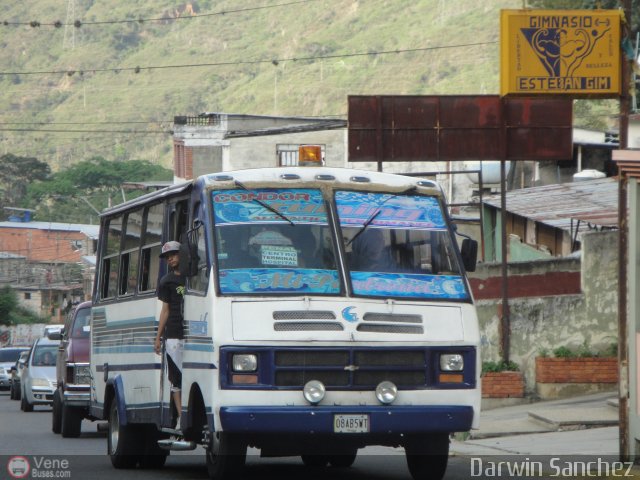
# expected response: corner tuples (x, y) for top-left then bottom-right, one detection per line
(90, 166), (480, 480)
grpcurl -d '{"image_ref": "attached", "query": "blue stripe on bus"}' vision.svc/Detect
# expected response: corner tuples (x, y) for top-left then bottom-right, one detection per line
(96, 363), (161, 372)
(94, 345), (155, 354)
(183, 362), (217, 370)
(94, 344), (213, 354)
(185, 343), (215, 352)
(103, 317), (157, 327)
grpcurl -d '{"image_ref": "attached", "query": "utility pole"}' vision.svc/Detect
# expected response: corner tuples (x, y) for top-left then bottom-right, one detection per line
(63, 0), (76, 50)
(619, 0), (632, 462)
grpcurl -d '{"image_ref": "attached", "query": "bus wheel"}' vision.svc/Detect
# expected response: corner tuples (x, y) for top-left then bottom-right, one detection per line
(404, 433), (449, 480)
(138, 426), (168, 469)
(51, 389), (62, 434)
(108, 401), (140, 468)
(328, 449), (357, 468)
(205, 432), (246, 480)
(301, 455), (329, 467)
(61, 404), (83, 438)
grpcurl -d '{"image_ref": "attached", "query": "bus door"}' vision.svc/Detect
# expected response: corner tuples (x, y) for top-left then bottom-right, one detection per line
(159, 197), (189, 429)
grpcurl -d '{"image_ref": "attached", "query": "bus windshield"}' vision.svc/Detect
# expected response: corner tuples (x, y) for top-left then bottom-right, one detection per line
(212, 188), (340, 295)
(335, 190), (469, 300)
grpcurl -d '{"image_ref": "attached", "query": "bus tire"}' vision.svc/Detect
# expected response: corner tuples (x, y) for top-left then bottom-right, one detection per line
(328, 449), (357, 468)
(301, 455), (329, 467)
(108, 400), (140, 468)
(138, 426), (168, 469)
(52, 389), (62, 434)
(61, 404), (83, 438)
(405, 433), (449, 480)
(205, 432), (246, 480)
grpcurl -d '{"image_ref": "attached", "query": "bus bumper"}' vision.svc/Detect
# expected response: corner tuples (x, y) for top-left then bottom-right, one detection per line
(219, 405), (473, 434)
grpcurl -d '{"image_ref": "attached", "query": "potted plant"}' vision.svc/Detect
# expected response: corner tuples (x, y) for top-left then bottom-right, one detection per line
(481, 360), (524, 398)
(536, 342), (618, 385)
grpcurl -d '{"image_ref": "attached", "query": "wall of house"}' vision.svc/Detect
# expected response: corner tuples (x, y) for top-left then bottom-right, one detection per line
(226, 129), (347, 170)
(16, 289), (42, 314)
(0, 227), (88, 264)
(629, 115), (640, 148)
(0, 323), (49, 347)
(471, 230), (618, 393)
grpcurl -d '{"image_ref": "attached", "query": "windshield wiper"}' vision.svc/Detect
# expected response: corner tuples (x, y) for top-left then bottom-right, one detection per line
(346, 186), (417, 246)
(234, 180), (295, 226)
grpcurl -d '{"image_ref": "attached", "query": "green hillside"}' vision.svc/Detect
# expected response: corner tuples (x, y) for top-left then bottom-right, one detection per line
(0, 0), (620, 171)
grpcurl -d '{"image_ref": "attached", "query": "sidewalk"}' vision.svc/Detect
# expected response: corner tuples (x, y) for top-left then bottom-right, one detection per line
(451, 391), (620, 456)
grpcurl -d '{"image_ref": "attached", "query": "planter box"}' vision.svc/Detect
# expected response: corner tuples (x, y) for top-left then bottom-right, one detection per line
(481, 371), (524, 398)
(535, 357), (618, 384)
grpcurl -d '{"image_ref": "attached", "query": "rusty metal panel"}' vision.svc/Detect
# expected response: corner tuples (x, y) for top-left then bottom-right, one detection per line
(440, 129), (502, 160)
(439, 96), (502, 128)
(507, 127), (573, 160)
(380, 96), (438, 128)
(381, 129), (438, 162)
(504, 97), (572, 126)
(348, 95), (572, 163)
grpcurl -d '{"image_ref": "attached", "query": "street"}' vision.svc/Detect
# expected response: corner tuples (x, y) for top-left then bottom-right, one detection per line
(0, 390), (478, 480)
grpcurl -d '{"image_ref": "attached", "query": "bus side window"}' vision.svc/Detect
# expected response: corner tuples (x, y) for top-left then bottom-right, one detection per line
(188, 202), (209, 293)
(100, 216), (124, 300)
(139, 203), (163, 293)
(119, 208), (143, 296)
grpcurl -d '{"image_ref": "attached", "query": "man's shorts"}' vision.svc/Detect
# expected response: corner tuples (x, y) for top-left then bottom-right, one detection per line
(166, 338), (184, 393)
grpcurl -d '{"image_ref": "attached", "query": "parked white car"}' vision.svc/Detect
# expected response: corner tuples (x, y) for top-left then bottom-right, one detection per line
(0, 346), (30, 391)
(21, 336), (59, 412)
(10, 350), (30, 400)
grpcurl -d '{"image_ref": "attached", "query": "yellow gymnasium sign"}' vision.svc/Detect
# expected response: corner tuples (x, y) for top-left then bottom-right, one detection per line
(500, 10), (621, 96)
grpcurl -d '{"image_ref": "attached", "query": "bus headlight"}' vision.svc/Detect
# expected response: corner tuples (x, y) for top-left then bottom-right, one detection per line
(232, 354), (257, 372)
(303, 380), (325, 404)
(375, 381), (397, 404)
(440, 353), (464, 371)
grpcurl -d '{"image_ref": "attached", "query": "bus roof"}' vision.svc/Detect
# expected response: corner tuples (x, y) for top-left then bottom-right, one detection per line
(202, 167), (443, 195)
(100, 167), (444, 218)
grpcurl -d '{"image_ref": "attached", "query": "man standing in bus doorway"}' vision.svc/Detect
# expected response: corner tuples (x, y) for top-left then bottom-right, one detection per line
(154, 241), (185, 432)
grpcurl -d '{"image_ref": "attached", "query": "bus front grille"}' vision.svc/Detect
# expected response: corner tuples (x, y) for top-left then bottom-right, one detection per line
(274, 322), (344, 331)
(273, 349), (428, 388)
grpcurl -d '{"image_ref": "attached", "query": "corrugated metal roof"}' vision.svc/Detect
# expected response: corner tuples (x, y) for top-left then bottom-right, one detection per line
(483, 177), (618, 234)
(0, 221), (100, 238)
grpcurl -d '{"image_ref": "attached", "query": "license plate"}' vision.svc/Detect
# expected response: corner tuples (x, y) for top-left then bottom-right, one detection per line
(333, 414), (370, 433)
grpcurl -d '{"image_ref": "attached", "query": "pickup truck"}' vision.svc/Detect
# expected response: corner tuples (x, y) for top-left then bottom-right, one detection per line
(52, 301), (95, 437)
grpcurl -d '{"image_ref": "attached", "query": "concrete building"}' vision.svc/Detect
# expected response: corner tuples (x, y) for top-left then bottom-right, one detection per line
(481, 177), (618, 261)
(0, 217), (98, 320)
(172, 113), (347, 182)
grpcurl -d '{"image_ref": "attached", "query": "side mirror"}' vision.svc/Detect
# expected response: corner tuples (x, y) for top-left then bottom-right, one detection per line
(47, 330), (62, 341)
(178, 241), (199, 277)
(461, 238), (478, 272)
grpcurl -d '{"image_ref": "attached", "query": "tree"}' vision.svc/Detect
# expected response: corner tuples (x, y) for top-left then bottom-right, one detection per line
(0, 286), (43, 326)
(0, 154), (50, 211)
(25, 156), (172, 224)
(0, 286), (18, 326)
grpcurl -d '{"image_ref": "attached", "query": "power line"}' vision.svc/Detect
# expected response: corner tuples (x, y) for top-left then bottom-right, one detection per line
(0, 128), (171, 134)
(1, 0), (322, 28)
(0, 121), (170, 125)
(0, 41), (498, 77)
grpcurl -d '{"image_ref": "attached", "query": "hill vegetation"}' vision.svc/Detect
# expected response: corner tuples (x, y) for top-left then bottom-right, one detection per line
(0, 0), (636, 173)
